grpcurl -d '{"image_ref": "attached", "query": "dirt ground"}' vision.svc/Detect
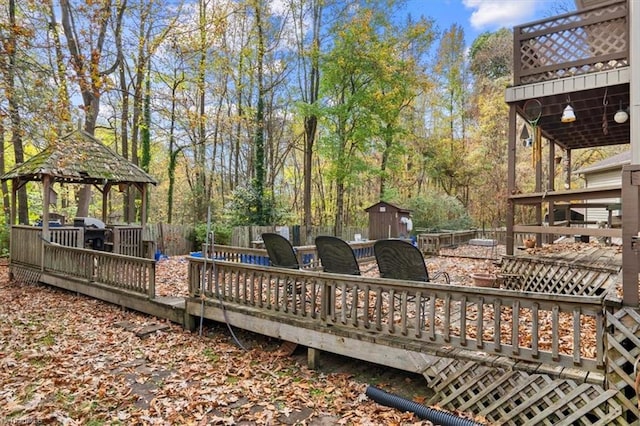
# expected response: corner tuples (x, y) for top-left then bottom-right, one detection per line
(208, 321), (435, 402)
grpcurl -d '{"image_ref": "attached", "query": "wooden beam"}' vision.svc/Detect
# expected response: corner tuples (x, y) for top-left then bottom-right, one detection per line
(535, 126), (543, 247)
(510, 185), (621, 204)
(622, 165), (640, 306)
(507, 105), (517, 256)
(513, 225), (622, 238)
(41, 175), (52, 271)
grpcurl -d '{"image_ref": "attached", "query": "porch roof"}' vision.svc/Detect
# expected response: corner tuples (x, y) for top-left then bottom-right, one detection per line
(0, 129), (157, 186)
(506, 0), (630, 151)
(506, 73), (630, 150)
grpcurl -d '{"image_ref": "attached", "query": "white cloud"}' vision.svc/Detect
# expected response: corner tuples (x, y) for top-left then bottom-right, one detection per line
(463, 0), (541, 30)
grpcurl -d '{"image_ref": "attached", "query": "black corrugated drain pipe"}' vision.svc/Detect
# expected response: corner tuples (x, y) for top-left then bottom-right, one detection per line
(365, 385), (483, 426)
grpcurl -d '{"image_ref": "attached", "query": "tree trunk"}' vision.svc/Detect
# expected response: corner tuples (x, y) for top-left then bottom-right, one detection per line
(59, 0), (125, 218)
(119, 53), (130, 222)
(0, 121), (10, 224)
(252, 0), (266, 224)
(304, 3), (322, 244)
(4, 0), (29, 224)
(334, 179), (345, 238)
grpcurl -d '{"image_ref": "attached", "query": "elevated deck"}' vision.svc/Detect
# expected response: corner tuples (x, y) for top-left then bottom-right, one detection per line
(10, 226), (640, 424)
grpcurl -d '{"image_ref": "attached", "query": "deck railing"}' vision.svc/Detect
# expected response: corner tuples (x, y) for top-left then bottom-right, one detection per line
(109, 225), (145, 257)
(514, 0), (628, 84)
(43, 243), (155, 298)
(188, 258), (606, 371)
(10, 225), (85, 267)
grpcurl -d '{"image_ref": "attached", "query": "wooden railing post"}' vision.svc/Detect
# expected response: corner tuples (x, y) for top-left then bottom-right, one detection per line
(148, 263), (155, 299)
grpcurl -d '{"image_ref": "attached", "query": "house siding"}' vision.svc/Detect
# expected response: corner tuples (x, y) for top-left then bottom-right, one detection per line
(583, 169), (622, 224)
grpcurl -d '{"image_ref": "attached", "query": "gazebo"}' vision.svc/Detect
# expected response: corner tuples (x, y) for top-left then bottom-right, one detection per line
(1, 128), (157, 257)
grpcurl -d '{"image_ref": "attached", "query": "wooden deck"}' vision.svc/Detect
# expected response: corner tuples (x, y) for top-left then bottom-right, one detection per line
(10, 225), (640, 424)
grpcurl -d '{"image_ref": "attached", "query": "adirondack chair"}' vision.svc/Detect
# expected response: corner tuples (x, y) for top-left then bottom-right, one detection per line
(374, 239), (450, 321)
(315, 235), (361, 275)
(262, 232), (300, 269)
(261, 232), (303, 294)
(374, 239), (450, 283)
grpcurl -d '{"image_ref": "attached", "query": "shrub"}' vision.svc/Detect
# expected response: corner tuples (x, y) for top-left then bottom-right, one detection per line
(193, 222), (232, 248)
(407, 194), (472, 232)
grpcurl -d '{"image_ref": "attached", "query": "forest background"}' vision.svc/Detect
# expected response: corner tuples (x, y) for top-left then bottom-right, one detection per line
(0, 0), (625, 252)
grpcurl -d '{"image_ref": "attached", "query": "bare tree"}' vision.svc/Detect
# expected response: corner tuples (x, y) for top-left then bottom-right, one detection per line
(58, 0), (126, 217)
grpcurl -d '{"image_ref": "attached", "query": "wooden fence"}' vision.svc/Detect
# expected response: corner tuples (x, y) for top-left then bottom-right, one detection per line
(188, 258), (606, 371)
(144, 223), (194, 256)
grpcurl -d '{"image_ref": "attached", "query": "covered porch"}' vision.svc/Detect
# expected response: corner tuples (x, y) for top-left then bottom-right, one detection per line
(505, 0), (640, 308)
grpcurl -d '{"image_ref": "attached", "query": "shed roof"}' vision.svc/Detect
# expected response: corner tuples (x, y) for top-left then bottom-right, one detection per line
(573, 150), (630, 175)
(364, 201), (411, 214)
(0, 129), (157, 185)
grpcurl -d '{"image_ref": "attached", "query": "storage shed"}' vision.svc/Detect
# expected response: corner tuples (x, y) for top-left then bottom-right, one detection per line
(365, 201), (412, 240)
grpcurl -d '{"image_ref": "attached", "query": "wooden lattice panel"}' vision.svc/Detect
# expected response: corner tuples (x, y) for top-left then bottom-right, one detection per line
(605, 307), (640, 424)
(423, 357), (625, 425)
(516, 1), (628, 84)
(9, 264), (42, 285)
(500, 255), (619, 296)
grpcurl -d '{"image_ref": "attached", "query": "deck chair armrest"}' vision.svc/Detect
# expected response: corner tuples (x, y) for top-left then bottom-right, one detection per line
(431, 271), (450, 284)
(360, 263), (378, 274)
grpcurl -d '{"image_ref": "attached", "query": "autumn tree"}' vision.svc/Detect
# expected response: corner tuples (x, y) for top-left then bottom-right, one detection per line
(290, 0), (323, 243)
(370, 16), (435, 200)
(58, 0), (126, 217)
(467, 29), (512, 228)
(319, 8), (385, 236)
(425, 24), (473, 207)
(0, 0), (30, 223)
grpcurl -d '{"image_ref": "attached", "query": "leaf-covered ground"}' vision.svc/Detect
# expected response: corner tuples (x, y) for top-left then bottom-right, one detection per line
(1, 260), (464, 425)
(3, 241), (613, 424)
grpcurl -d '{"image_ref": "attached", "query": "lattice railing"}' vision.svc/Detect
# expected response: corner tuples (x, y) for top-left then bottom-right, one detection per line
(514, 0), (628, 84)
(425, 361), (622, 425)
(500, 255), (620, 296)
(606, 307), (640, 424)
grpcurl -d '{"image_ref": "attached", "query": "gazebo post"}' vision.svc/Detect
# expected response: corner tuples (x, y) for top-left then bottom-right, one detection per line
(102, 183), (111, 224)
(41, 175), (52, 271)
(140, 183), (148, 227)
(10, 179), (17, 226)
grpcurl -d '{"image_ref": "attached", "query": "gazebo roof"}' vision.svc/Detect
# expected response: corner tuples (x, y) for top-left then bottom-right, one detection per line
(0, 129), (157, 186)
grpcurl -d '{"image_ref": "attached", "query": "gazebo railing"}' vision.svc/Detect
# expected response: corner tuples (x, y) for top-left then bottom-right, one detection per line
(10, 225), (84, 268)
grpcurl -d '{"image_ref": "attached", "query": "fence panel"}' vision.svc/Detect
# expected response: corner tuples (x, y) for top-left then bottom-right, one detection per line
(145, 223), (193, 256)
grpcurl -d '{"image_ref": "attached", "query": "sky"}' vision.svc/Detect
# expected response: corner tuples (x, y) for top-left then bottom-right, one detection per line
(404, 0), (576, 45)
